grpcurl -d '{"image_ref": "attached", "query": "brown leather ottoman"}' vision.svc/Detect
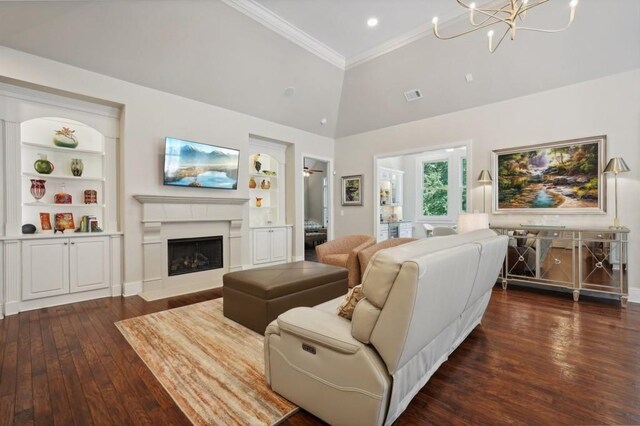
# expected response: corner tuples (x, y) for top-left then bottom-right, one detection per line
(223, 261), (348, 334)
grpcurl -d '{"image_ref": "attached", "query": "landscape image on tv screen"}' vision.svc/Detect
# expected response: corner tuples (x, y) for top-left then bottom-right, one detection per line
(163, 137), (239, 189)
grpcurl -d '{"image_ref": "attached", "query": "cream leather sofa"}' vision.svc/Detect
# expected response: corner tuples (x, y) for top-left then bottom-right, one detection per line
(264, 229), (508, 425)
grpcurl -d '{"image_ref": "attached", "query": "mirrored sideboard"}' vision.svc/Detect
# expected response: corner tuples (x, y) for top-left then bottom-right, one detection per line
(491, 225), (629, 307)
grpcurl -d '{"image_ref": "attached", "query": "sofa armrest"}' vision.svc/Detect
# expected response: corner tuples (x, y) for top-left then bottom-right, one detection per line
(276, 307), (362, 354)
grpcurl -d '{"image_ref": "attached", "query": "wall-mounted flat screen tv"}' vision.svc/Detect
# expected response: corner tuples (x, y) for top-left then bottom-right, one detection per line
(163, 137), (239, 189)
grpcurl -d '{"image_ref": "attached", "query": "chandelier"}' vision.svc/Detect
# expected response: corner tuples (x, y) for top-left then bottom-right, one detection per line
(432, 0), (579, 53)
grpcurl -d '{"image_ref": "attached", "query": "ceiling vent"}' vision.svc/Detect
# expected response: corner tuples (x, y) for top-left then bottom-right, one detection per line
(404, 89), (423, 102)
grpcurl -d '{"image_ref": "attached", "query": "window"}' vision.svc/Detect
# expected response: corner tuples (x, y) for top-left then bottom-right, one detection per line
(422, 160), (449, 216)
(417, 148), (468, 223)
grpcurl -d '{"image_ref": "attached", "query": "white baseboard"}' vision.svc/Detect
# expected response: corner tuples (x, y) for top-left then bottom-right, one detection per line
(628, 287), (640, 304)
(4, 301), (20, 316)
(292, 255), (304, 262)
(139, 281), (222, 302)
(111, 284), (122, 297)
(123, 281), (143, 297)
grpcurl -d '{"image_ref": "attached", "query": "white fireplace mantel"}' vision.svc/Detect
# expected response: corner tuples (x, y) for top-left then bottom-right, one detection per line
(133, 194), (248, 300)
(133, 194), (249, 205)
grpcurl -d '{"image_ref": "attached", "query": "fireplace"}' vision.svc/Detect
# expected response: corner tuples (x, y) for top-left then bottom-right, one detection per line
(168, 236), (223, 277)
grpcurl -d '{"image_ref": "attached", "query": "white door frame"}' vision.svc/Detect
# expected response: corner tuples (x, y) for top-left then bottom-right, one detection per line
(301, 154), (334, 259)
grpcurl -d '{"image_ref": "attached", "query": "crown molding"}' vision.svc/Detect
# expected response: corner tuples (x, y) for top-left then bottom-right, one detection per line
(221, 0), (346, 70)
(346, 22), (434, 70)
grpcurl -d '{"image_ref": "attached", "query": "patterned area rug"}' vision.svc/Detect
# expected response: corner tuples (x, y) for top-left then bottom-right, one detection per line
(116, 298), (297, 425)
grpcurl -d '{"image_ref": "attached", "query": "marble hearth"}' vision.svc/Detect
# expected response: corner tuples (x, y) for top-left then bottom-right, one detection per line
(133, 195), (248, 301)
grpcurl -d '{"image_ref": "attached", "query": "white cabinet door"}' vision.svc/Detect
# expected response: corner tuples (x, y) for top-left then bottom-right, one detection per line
(399, 223), (413, 238)
(378, 225), (389, 242)
(253, 228), (272, 264)
(270, 228), (288, 262)
(70, 237), (109, 293)
(22, 239), (69, 300)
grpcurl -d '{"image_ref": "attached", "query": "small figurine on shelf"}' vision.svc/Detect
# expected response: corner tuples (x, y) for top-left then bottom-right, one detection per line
(53, 127), (79, 148)
(260, 179), (271, 190)
(249, 177), (257, 189)
(255, 197), (263, 207)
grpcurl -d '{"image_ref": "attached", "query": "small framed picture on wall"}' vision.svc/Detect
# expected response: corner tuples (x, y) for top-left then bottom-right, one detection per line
(341, 175), (363, 206)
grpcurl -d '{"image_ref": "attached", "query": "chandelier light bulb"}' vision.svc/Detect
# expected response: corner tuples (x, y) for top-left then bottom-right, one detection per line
(487, 30), (494, 37)
(469, 2), (476, 9)
(570, 0), (578, 7)
(432, 17), (438, 25)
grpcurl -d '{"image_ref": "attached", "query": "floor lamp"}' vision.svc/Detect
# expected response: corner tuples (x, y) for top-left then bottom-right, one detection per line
(477, 170), (493, 213)
(603, 157), (630, 229)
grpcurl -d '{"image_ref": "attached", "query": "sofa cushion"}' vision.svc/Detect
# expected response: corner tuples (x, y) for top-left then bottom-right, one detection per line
(337, 285), (364, 319)
(361, 229), (497, 309)
(351, 299), (381, 344)
(322, 253), (349, 268)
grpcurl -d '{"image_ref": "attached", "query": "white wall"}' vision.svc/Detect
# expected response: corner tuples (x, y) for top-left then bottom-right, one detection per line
(0, 46), (334, 290)
(335, 70), (640, 293)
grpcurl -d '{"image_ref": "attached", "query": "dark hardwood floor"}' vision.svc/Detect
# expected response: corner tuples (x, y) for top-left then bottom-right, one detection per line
(0, 285), (638, 425)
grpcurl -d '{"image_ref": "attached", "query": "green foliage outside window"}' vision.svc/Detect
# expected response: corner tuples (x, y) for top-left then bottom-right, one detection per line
(422, 161), (448, 216)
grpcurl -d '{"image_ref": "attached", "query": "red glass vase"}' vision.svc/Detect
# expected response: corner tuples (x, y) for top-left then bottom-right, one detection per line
(30, 179), (46, 202)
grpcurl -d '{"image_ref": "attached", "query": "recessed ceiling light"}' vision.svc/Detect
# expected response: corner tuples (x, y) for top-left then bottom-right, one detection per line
(367, 17), (378, 27)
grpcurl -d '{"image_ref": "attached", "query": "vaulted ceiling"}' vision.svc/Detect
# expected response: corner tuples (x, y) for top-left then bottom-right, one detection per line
(0, 0), (638, 139)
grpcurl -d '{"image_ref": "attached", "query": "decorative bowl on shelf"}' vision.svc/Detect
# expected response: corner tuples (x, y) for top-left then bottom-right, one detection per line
(30, 179), (46, 202)
(53, 127), (79, 148)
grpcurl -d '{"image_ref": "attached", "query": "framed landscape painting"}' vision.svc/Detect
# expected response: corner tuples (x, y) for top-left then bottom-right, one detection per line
(492, 136), (606, 214)
(341, 175), (363, 206)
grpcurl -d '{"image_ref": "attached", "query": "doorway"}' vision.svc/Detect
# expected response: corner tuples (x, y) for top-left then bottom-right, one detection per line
(303, 157), (329, 261)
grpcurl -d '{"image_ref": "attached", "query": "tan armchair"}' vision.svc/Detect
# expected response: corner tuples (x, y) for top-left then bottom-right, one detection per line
(357, 238), (416, 284)
(316, 235), (376, 287)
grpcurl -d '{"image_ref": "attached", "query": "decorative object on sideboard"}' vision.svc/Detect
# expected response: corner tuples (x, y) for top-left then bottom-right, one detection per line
(53, 126), (79, 148)
(341, 174), (363, 206)
(83, 189), (97, 204)
(260, 179), (271, 190)
(22, 224), (36, 234)
(603, 157), (630, 229)
(255, 197), (263, 208)
(70, 158), (84, 176)
(54, 212), (75, 233)
(492, 136), (605, 214)
(477, 170), (492, 213)
(54, 184), (72, 204)
(29, 179), (46, 202)
(39, 212), (52, 231)
(262, 170), (276, 176)
(432, 0), (579, 53)
(249, 176), (257, 189)
(34, 154), (54, 174)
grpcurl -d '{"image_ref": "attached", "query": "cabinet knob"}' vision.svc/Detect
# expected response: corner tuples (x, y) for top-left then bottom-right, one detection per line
(64, 242), (68, 245)
(71, 242), (75, 245)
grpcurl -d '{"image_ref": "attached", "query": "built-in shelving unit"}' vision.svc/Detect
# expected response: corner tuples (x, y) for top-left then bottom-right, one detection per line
(0, 84), (122, 318)
(248, 138), (291, 267)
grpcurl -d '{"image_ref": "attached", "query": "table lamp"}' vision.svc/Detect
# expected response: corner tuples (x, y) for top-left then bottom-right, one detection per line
(603, 157), (630, 229)
(477, 170), (493, 213)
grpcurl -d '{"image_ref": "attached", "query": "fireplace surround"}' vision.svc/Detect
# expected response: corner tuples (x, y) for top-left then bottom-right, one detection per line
(134, 194), (248, 300)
